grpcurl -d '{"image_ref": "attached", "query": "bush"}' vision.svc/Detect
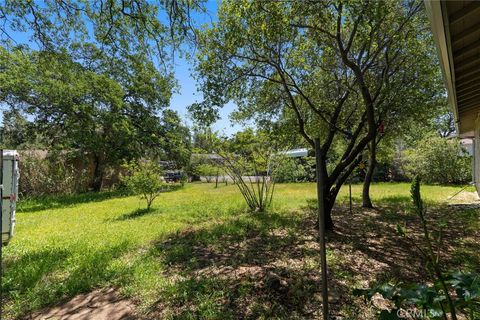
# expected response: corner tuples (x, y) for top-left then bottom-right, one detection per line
(275, 158), (309, 183)
(121, 160), (165, 210)
(194, 163), (219, 183)
(220, 148), (284, 212)
(404, 137), (471, 184)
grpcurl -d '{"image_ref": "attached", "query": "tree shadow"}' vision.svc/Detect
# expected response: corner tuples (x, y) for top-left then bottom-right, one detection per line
(3, 248), (71, 293)
(19, 184), (184, 214)
(145, 211), (348, 319)
(321, 199), (477, 284)
(3, 242), (132, 318)
(18, 190), (125, 213)
(142, 195), (479, 318)
(115, 208), (157, 221)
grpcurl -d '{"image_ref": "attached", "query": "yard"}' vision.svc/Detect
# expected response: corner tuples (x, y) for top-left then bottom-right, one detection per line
(3, 183), (479, 319)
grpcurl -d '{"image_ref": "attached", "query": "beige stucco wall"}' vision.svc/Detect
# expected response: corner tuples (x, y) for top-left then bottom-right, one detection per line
(474, 115), (480, 195)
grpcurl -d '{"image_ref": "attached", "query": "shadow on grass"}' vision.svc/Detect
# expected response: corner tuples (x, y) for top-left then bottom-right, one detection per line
(3, 248), (70, 292)
(305, 196), (480, 285)
(18, 184), (185, 214)
(115, 207), (156, 221)
(18, 190), (125, 213)
(145, 211), (342, 319)
(335, 195), (411, 208)
(151, 195), (474, 319)
(3, 241), (132, 318)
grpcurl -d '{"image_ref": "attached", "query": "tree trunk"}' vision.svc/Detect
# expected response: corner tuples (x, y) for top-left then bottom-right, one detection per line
(91, 154), (105, 192)
(362, 140), (377, 208)
(324, 198), (334, 231)
(315, 141), (335, 231)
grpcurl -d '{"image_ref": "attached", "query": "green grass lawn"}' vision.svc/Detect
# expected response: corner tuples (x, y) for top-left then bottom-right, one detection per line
(2, 182), (479, 319)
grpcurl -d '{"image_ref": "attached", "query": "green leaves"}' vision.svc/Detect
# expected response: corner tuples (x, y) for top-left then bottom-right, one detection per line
(404, 136), (472, 185)
(395, 223), (407, 237)
(0, 46), (187, 187)
(355, 273), (480, 320)
(447, 272), (480, 303)
(121, 160), (165, 210)
(0, 0), (198, 66)
(410, 176), (423, 217)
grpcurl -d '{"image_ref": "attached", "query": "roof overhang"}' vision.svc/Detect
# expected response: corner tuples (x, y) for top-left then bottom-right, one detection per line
(425, 0), (480, 138)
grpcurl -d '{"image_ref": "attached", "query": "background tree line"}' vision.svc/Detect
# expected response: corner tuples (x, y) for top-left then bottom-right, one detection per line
(0, 0), (196, 195)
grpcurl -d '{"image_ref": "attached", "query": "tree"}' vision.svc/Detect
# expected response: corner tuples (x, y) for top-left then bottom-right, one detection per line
(195, 163), (218, 183)
(121, 160), (165, 210)
(0, 47), (174, 191)
(361, 67), (447, 208)
(191, 126), (223, 154)
(0, 1), (200, 59)
(192, 0), (429, 230)
(0, 109), (38, 149)
(0, 0), (201, 190)
(435, 112), (456, 138)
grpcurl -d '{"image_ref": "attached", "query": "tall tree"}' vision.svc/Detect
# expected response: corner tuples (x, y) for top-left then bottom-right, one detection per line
(0, 0), (200, 57)
(0, 109), (37, 149)
(0, 47), (173, 190)
(191, 0), (430, 230)
(0, 0), (203, 190)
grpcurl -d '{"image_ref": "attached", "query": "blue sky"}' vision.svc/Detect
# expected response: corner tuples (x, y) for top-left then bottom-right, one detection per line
(169, 54), (244, 136)
(167, 0), (245, 136)
(2, 0), (246, 136)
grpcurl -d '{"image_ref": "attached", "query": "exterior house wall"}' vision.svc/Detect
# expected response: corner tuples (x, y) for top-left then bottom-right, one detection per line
(475, 116), (480, 196)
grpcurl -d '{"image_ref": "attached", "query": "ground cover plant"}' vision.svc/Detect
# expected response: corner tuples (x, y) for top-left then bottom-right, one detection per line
(2, 182), (479, 319)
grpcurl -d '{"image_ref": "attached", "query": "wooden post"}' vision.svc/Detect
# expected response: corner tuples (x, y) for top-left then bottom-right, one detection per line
(315, 138), (329, 320)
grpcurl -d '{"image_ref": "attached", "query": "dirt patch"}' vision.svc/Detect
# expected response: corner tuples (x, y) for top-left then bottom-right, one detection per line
(28, 288), (137, 320)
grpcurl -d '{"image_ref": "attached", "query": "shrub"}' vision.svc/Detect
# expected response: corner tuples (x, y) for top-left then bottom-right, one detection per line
(194, 163), (219, 183)
(121, 160), (165, 210)
(275, 158), (309, 183)
(220, 149), (284, 212)
(404, 137), (471, 184)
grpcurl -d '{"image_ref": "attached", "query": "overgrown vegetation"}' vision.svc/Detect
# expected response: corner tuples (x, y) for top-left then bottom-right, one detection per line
(19, 152), (89, 197)
(0, 1), (477, 319)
